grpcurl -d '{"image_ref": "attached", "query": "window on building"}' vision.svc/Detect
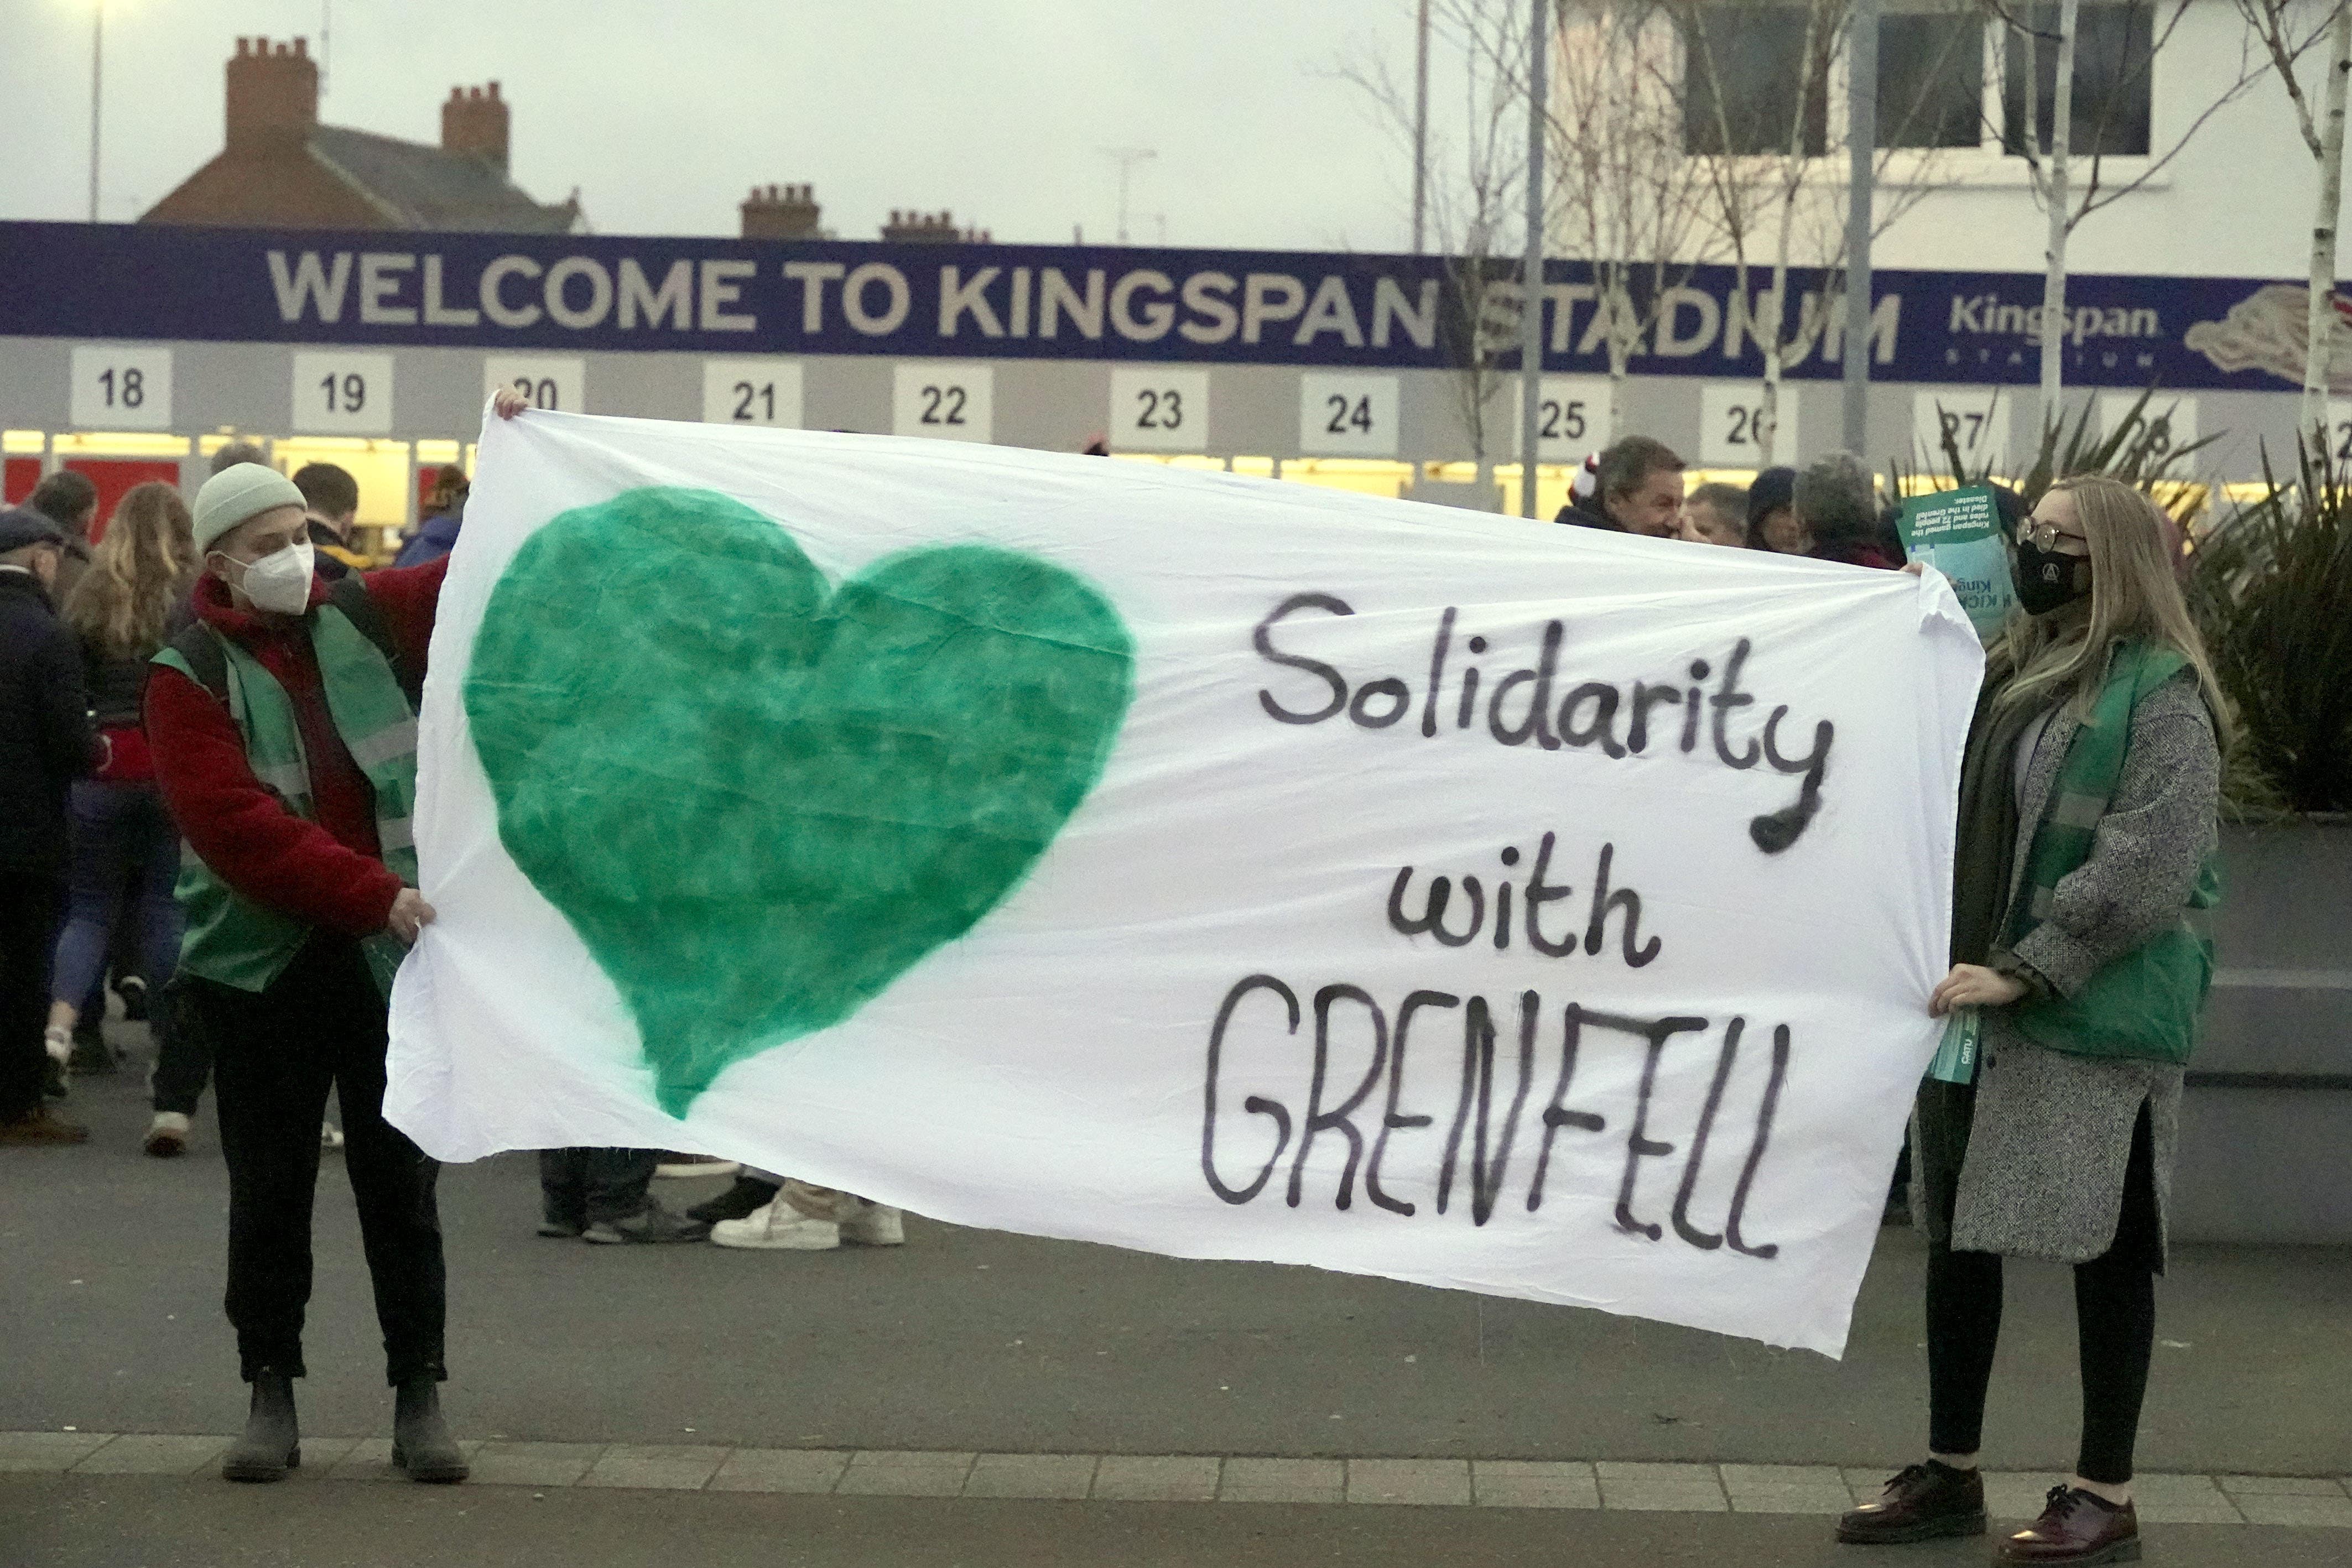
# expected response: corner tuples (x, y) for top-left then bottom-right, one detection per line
(1682, 7), (1830, 158)
(1876, 11), (1986, 149)
(2002, 2), (2155, 158)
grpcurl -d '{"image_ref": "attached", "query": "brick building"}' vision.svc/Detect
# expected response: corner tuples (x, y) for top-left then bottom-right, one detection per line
(142, 37), (581, 233)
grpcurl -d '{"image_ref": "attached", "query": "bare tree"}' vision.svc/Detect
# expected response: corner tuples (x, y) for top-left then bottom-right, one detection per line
(1985, 1), (2271, 422)
(2238, 0), (2349, 438)
(1341, 1), (1531, 497)
(1671, 2), (1984, 466)
(1538, 1), (1716, 441)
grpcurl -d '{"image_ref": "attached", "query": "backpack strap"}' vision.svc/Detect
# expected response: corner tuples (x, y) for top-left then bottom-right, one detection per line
(165, 622), (232, 706)
(326, 575), (424, 711)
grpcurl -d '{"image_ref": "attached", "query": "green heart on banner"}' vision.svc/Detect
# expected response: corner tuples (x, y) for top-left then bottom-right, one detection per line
(463, 486), (1135, 1116)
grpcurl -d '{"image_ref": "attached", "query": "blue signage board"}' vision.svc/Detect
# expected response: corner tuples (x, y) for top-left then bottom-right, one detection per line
(0, 220), (2316, 393)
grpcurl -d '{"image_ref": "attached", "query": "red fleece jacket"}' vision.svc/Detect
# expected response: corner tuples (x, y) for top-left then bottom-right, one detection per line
(146, 558), (448, 937)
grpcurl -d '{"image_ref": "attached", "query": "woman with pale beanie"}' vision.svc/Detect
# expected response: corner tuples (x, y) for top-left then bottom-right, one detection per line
(145, 391), (526, 1486)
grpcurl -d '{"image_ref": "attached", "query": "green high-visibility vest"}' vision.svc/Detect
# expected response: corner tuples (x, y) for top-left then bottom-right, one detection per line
(2006, 639), (2220, 1066)
(153, 596), (421, 998)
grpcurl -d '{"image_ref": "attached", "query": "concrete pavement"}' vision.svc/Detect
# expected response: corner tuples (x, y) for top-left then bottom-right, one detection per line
(4, 1030), (2348, 1564)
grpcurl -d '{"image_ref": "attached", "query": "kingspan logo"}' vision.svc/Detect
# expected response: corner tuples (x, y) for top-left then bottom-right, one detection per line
(1948, 293), (2162, 348)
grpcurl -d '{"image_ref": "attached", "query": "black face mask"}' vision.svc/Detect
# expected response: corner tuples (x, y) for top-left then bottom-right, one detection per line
(2013, 536), (2092, 616)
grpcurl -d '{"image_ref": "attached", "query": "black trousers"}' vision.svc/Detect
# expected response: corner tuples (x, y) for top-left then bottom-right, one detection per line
(0, 869), (64, 1122)
(538, 1148), (660, 1226)
(188, 935), (447, 1385)
(1923, 1088), (2161, 1485)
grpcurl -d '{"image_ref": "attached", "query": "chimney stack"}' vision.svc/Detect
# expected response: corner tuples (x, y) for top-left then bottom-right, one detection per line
(880, 208), (982, 243)
(442, 81), (511, 174)
(741, 182), (822, 241)
(225, 37), (319, 148)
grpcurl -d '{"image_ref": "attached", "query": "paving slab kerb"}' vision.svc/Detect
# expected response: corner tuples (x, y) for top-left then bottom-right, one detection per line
(6, 1071), (2349, 1496)
(14, 1476), (2352, 1568)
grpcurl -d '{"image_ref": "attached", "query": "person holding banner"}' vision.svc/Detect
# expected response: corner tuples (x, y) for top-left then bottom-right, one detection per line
(144, 390), (529, 1486)
(1838, 477), (2225, 1564)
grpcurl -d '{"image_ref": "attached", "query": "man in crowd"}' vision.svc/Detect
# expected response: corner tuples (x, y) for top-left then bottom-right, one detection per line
(292, 462), (368, 580)
(1554, 436), (1685, 537)
(0, 507), (96, 1145)
(27, 470), (100, 607)
(1680, 481), (1750, 547)
(210, 440), (269, 476)
(142, 399), (526, 1484)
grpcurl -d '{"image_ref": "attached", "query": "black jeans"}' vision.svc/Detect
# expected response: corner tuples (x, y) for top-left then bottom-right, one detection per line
(1923, 1087), (2161, 1486)
(539, 1148), (660, 1226)
(189, 935), (447, 1385)
(151, 975), (216, 1117)
(0, 869), (65, 1122)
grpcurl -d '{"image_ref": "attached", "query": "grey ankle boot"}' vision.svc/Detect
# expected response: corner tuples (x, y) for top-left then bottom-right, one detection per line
(221, 1373), (299, 1482)
(391, 1377), (467, 1483)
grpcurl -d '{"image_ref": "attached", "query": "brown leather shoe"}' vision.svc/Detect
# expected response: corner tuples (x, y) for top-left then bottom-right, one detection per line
(0, 1108), (90, 1145)
(1996, 1486), (2141, 1564)
(1837, 1461), (1988, 1544)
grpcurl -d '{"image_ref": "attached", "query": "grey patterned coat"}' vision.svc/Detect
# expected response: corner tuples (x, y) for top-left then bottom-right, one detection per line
(1914, 669), (2220, 1267)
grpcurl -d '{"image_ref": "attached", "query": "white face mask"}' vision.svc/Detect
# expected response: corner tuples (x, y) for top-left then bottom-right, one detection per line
(231, 540), (316, 614)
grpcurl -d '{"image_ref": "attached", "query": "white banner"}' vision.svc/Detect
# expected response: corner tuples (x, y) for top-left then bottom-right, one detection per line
(388, 410), (1984, 1356)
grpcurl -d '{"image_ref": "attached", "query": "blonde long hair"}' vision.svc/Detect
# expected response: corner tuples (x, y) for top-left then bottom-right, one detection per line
(1990, 475), (2229, 743)
(64, 482), (196, 658)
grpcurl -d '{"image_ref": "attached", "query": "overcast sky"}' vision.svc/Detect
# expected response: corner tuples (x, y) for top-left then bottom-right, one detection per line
(0, 1), (1462, 252)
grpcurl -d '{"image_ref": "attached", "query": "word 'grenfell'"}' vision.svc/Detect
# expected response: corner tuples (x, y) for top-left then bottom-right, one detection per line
(1252, 596), (1834, 852)
(1201, 977), (1788, 1257)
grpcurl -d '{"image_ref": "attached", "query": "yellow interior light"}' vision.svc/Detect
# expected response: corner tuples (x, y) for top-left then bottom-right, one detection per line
(51, 432), (192, 457)
(3, 430), (46, 455)
(414, 440), (462, 465)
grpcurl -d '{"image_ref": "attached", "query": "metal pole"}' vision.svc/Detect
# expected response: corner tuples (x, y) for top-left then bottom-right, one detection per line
(1412, 0), (1432, 253)
(89, 1), (102, 222)
(1841, 0), (1876, 454)
(1518, 0), (1546, 519)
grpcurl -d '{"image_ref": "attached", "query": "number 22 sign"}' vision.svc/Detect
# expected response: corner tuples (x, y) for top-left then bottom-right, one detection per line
(892, 364), (995, 443)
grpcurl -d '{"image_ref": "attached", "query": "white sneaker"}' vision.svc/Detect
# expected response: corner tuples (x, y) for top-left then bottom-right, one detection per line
(709, 1195), (840, 1251)
(320, 1122), (345, 1150)
(841, 1200), (906, 1247)
(44, 1027), (72, 1065)
(143, 1112), (191, 1158)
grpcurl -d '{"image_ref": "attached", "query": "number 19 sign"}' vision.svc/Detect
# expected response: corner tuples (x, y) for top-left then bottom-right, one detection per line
(293, 351), (394, 435)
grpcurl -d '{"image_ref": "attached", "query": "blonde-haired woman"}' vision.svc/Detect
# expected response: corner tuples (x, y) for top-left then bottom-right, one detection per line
(1840, 476), (2225, 1565)
(46, 482), (201, 1154)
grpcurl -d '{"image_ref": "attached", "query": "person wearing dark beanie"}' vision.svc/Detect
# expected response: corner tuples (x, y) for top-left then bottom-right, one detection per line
(1747, 466), (1803, 553)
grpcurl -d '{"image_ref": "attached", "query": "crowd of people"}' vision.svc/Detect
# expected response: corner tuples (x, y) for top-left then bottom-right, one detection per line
(1550, 434), (1906, 570)
(0, 404), (2229, 1563)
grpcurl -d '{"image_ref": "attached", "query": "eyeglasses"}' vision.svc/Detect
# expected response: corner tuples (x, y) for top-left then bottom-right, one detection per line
(2023, 521), (2089, 553)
